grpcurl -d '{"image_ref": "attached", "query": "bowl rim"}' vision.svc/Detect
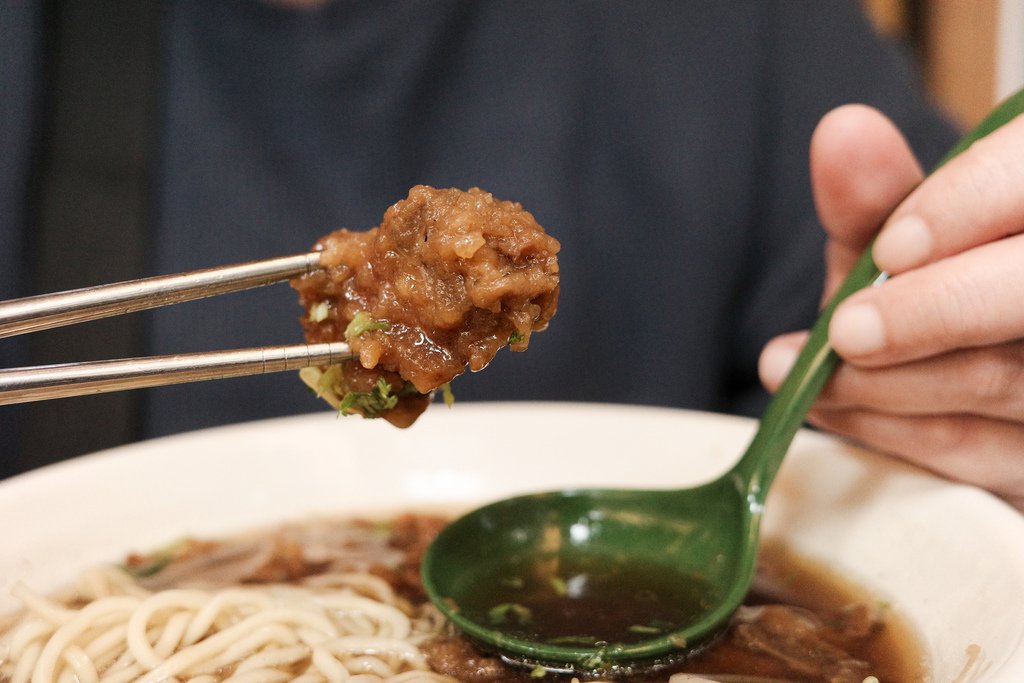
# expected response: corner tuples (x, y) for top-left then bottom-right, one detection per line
(2, 401), (1023, 681)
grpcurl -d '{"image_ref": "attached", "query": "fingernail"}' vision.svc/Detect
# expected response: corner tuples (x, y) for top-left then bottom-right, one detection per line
(874, 215), (932, 272)
(830, 302), (886, 356)
(759, 341), (799, 387)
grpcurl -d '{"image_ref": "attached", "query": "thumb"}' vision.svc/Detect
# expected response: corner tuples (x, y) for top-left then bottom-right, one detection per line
(810, 104), (924, 300)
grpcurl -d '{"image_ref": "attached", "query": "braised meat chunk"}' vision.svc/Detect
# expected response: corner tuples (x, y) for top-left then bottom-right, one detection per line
(292, 186), (560, 427)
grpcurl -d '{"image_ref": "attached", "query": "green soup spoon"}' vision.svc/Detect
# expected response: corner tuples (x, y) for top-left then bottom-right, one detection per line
(421, 88), (1024, 675)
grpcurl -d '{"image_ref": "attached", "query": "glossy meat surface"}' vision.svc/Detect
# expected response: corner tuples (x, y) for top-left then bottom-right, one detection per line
(292, 186), (560, 426)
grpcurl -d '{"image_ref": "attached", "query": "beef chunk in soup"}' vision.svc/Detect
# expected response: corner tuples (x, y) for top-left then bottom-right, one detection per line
(292, 186), (560, 427)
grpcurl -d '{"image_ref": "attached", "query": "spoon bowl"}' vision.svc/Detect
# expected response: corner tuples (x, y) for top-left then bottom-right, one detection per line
(421, 88), (1024, 672)
(424, 482), (754, 670)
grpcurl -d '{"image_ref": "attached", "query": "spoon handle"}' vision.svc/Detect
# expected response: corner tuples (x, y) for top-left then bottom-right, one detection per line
(731, 86), (1024, 503)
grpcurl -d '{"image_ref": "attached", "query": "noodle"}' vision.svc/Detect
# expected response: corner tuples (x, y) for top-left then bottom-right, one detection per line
(2, 516), (927, 683)
(0, 566), (454, 683)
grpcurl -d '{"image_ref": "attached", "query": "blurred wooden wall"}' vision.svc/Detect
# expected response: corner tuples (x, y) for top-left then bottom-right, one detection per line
(862, 0), (1002, 130)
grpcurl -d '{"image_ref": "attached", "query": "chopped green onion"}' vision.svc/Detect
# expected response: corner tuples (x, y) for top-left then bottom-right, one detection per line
(487, 602), (533, 625)
(339, 377), (399, 417)
(545, 635), (598, 646)
(344, 311), (389, 343)
(122, 539), (187, 578)
(441, 382), (455, 407)
(126, 556), (172, 579)
(317, 365), (343, 397)
(299, 364), (347, 410)
(299, 366), (324, 395)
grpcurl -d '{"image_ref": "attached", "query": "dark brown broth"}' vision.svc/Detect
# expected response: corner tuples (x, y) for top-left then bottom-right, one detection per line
(455, 553), (714, 646)
(670, 541), (928, 682)
(426, 540), (928, 682)
(106, 515), (929, 682)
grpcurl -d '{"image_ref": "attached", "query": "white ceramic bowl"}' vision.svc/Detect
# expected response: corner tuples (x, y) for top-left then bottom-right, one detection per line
(2, 403), (1023, 681)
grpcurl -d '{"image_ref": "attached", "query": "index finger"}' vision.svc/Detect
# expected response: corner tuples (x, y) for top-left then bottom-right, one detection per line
(873, 112), (1024, 274)
(830, 231), (1024, 364)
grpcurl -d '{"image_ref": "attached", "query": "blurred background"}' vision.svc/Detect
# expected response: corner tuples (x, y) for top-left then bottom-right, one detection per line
(1, 0), (1021, 477)
(863, 0), (1024, 127)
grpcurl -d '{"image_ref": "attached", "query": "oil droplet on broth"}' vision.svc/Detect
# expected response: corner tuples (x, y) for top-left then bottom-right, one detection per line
(454, 553), (716, 647)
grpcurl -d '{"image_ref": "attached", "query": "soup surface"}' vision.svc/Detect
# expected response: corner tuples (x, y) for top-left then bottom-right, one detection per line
(0, 515), (927, 683)
(451, 551), (716, 647)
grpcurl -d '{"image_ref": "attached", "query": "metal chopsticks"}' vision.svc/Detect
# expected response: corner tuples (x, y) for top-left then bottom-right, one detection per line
(0, 252), (323, 338)
(0, 252), (355, 405)
(0, 343), (351, 405)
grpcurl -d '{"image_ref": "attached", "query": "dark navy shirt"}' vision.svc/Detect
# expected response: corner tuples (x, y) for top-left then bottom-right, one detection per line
(0, 1), (957, 476)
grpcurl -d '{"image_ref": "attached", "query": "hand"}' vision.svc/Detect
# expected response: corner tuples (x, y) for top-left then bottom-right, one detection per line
(759, 104), (1024, 510)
